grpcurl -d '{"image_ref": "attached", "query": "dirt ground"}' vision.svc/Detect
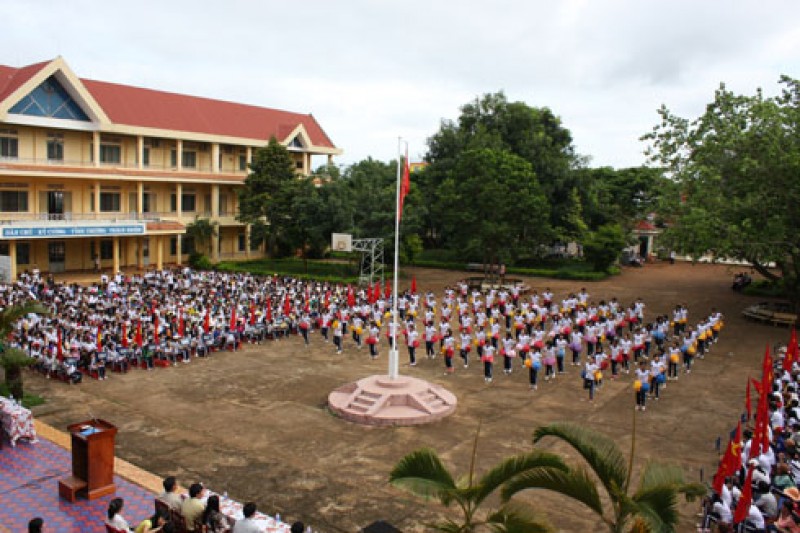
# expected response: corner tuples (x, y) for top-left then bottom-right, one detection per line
(22, 262), (790, 532)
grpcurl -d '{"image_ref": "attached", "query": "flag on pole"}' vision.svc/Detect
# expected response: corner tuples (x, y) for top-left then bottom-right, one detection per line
(56, 328), (63, 361)
(399, 149), (410, 219)
(745, 378), (752, 421)
(411, 276), (417, 295)
(203, 310), (210, 334)
(121, 323), (128, 348)
(230, 306), (237, 330)
(135, 321), (143, 348)
(266, 303), (272, 323)
(785, 327), (799, 371)
(96, 326), (103, 351)
(385, 280), (392, 300)
(250, 303), (256, 326)
(733, 466), (754, 524)
(153, 315), (159, 344)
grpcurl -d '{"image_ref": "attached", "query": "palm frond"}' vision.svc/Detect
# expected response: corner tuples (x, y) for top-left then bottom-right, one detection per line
(629, 485), (679, 533)
(486, 500), (554, 533)
(501, 465), (604, 519)
(533, 422), (627, 498)
(0, 302), (49, 338)
(390, 448), (458, 504)
(637, 461), (706, 502)
(429, 518), (466, 533)
(475, 451), (566, 507)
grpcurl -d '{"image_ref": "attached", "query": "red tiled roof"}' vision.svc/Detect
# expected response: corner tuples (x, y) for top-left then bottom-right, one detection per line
(0, 60), (49, 103)
(82, 78), (337, 148)
(0, 60), (338, 150)
(634, 220), (657, 231)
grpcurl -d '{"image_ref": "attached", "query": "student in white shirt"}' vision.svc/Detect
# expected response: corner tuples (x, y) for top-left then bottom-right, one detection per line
(635, 361), (650, 411)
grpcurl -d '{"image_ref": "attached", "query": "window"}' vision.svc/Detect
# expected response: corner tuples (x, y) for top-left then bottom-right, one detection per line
(16, 243), (29, 265)
(239, 154), (247, 171)
(47, 133), (64, 161)
(170, 149), (177, 168)
(100, 240), (113, 260)
(0, 130), (18, 159)
(182, 194), (196, 212)
(94, 136), (121, 164)
(181, 236), (195, 255)
(0, 191), (28, 212)
(238, 233), (246, 252)
(143, 147), (150, 167)
(99, 192), (121, 212)
(0, 243), (8, 255)
(170, 237), (177, 256)
(219, 194), (227, 216)
(181, 151), (196, 168)
(295, 160), (303, 170)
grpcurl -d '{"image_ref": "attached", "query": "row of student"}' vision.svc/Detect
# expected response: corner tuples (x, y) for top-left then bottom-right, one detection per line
(701, 345), (800, 532)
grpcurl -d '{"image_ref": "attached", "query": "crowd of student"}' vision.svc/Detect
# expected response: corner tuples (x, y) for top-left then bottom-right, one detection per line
(0, 268), (730, 419)
(701, 333), (800, 533)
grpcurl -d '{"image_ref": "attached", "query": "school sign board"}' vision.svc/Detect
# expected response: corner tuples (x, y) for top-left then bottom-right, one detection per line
(1, 223), (146, 239)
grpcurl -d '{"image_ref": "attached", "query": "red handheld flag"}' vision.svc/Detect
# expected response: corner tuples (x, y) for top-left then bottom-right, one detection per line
(230, 306), (237, 330)
(96, 326), (103, 351)
(56, 328), (63, 361)
(179, 312), (185, 337)
(733, 466), (754, 524)
(153, 315), (159, 344)
(121, 323), (128, 348)
(135, 321), (143, 348)
(411, 276), (417, 295)
(786, 327), (799, 371)
(250, 303), (256, 326)
(203, 310), (210, 334)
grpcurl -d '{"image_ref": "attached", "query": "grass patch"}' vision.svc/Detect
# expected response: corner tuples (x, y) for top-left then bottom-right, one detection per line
(0, 383), (45, 408)
(216, 258), (397, 284)
(742, 280), (787, 299)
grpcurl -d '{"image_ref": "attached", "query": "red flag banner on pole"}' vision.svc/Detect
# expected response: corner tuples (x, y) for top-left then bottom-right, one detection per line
(56, 328), (63, 361)
(411, 276), (417, 295)
(230, 306), (237, 330)
(786, 327), (799, 371)
(398, 150), (410, 219)
(733, 466), (754, 524)
(96, 326), (102, 351)
(385, 280), (391, 300)
(153, 315), (159, 344)
(203, 310), (210, 334)
(266, 303), (272, 323)
(121, 323), (128, 348)
(250, 303), (256, 326)
(745, 378), (752, 421)
(135, 321), (143, 348)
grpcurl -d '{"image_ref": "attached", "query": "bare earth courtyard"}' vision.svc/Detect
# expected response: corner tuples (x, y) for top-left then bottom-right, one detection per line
(24, 263), (782, 531)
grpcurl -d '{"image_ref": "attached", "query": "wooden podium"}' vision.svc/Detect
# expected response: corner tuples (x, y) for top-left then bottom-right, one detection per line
(58, 419), (117, 501)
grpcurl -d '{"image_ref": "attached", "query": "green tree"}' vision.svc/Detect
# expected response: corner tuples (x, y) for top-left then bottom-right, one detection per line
(185, 216), (218, 256)
(0, 301), (48, 399)
(578, 166), (664, 231)
(237, 137), (297, 256)
(424, 92), (578, 248)
(643, 76), (800, 308)
(438, 148), (550, 265)
(283, 177), (330, 264)
(583, 223), (627, 272)
(501, 422), (704, 533)
(390, 426), (565, 533)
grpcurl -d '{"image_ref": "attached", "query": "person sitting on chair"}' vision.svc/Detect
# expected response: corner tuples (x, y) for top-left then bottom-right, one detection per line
(180, 482), (206, 531)
(158, 476), (182, 511)
(232, 502), (260, 533)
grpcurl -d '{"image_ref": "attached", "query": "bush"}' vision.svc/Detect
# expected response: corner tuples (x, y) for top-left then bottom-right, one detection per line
(583, 224), (626, 272)
(189, 253), (213, 270)
(215, 258), (369, 284)
(742, 280), (786, 299)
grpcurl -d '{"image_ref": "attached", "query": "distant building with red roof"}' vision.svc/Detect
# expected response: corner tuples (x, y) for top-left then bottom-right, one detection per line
(0, 57), (341, 278)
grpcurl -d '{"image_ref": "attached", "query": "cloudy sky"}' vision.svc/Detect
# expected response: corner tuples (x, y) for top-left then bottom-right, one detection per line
(2, 0), (799, 169)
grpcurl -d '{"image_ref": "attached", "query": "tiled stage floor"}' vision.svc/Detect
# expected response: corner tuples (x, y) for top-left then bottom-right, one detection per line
(0, 438), (155, 532)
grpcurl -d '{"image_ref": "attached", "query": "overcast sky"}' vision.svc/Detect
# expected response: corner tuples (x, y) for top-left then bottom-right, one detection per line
(2, 0), (799, 169)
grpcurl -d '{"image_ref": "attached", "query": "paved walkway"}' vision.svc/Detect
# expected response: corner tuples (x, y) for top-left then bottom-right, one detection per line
(0, 421), (161, 532)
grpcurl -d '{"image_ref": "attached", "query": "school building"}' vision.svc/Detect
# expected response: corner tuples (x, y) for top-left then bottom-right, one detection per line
(0, 56), (341, 280)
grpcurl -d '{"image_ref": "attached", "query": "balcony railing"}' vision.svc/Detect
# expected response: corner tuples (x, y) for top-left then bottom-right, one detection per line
(0, 211), (244, 225)
(0, 156), (247, 175)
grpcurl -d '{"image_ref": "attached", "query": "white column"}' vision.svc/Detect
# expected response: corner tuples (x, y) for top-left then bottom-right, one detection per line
(94, 181), (101, 216)
(137, 181), (144, 216)
(176, 183), (182, 219)
(211, 185), (219, 218)
(113, 237), (120, 273)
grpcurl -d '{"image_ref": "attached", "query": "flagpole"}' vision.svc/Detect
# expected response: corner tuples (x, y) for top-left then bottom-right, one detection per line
(389, 137), (403, 380)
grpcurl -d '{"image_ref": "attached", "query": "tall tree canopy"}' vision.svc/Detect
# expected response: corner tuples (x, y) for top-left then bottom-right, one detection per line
(237, 137), (297, 255)
(422, 92), (578, 250)
(644, 76), (800, 306)
(437, 148), (550, 265)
